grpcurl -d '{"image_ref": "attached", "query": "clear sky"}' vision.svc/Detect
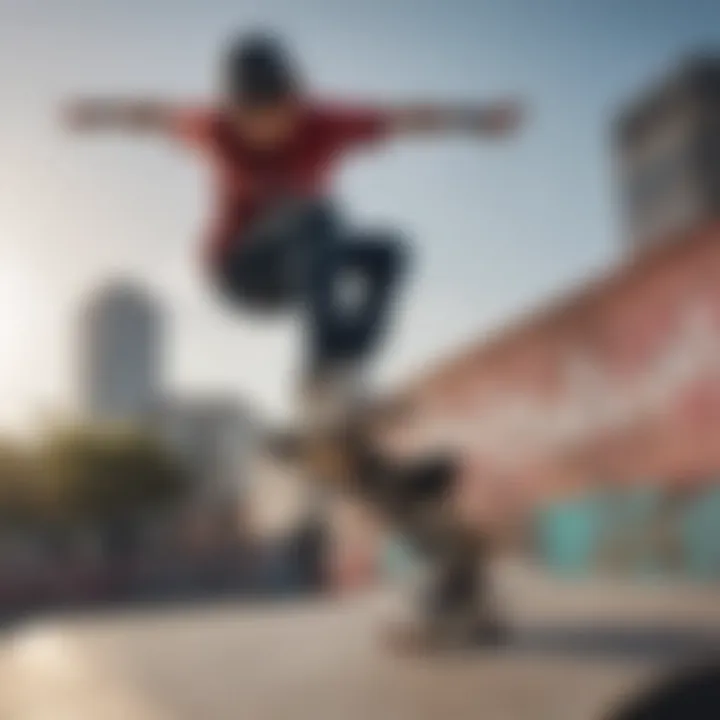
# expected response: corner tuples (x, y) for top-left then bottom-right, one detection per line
(0, 0), (718, 428)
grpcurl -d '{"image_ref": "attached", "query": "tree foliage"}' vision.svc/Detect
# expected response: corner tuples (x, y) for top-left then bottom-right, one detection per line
(0, 426), (188, 528)
(0, 439), (39, 525)
(40, 426), (188, 524)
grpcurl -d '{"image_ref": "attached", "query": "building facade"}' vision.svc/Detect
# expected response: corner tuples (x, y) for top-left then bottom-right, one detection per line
(616, 54), (720, 250)
(154, 397), (254, 507)
(362, 55), (720, 579)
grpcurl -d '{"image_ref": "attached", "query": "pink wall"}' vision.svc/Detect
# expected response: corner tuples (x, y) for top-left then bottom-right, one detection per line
(390, 222), (720, 519)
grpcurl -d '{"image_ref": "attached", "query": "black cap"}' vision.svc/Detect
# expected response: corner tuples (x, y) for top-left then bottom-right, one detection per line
(223, 32), (300, 106)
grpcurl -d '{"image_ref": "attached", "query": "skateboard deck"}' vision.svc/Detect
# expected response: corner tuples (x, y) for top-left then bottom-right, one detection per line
(263, 398), (507, 651)
(260, 368), (507, 651)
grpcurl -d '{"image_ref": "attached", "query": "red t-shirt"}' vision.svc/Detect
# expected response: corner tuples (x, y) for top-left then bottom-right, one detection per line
(171, 103), (391, 265)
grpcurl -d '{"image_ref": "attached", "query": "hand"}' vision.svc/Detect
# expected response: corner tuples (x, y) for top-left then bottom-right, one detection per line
(62, 100), (102, 131)
(478, 100), (525, 137)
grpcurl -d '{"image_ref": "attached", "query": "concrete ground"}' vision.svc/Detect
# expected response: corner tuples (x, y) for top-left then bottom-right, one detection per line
(2, 564), (720, 720)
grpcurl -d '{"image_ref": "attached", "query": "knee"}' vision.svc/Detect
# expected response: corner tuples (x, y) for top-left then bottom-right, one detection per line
(389, 236), (412, 279)
(209, 250), (292, 314)
(296, 200), (339, 240)
(370, 232), (413, 281)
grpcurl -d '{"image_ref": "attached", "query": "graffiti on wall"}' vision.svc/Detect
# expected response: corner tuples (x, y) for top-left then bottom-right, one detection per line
(393, 223), (720, 491)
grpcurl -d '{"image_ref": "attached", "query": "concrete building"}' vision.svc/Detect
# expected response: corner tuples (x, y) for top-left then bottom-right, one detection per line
(616, 54), (720, 250)
(76, 278), (256, 511)
(78, 281), (162, 423)
(154, 397), (254, 507)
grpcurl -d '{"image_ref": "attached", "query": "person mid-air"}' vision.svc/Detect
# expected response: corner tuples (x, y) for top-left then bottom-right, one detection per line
(65, 31), (523, 426)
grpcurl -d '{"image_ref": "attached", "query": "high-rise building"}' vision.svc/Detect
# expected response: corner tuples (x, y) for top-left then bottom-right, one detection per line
(615, 54), (720, 250)
(78, 280), (162, 423)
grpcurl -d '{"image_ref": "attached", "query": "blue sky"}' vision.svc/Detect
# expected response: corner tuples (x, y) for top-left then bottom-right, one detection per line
(0, 0), (718, 427)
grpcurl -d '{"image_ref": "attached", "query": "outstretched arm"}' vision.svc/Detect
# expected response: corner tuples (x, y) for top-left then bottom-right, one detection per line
(386, 99), (525, 138)
(62, 98), (185, 135)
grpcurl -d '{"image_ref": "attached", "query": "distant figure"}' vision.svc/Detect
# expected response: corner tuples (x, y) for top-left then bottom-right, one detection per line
(292, 511), (328, 592)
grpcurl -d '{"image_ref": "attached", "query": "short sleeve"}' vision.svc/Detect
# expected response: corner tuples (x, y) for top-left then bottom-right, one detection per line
(168, 107), (217, 152)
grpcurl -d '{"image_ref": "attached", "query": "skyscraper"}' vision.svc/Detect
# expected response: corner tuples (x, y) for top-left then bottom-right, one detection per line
(78, 280), (162, 423)
(615, 54), (720, 250)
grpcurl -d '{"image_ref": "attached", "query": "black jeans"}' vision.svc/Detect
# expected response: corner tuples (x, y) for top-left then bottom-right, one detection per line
(214, 202), (407, 374)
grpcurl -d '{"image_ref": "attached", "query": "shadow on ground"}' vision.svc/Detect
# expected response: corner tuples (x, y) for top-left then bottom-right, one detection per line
(507, 623), (720, 662)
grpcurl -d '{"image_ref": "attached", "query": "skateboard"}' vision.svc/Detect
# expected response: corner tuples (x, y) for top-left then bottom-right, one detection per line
(265, 385), (507, 652)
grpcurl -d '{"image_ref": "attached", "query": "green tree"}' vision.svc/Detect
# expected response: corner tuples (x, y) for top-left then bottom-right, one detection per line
(0, 438), (40, 527)
(39, 426), (188, 526)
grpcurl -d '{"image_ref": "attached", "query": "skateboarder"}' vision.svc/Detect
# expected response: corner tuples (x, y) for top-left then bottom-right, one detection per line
(64, 30), (523, 423)
(65, 32), (523, 649)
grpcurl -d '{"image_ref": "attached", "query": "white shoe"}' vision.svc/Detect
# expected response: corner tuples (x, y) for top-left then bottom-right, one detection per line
(301, 362), (366, 431)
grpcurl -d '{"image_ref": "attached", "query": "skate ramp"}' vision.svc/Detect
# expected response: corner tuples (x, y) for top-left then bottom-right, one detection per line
(2, 567), (719, 720)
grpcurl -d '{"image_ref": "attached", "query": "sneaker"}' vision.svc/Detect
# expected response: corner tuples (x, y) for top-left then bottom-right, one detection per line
(300, 360), (366, 431)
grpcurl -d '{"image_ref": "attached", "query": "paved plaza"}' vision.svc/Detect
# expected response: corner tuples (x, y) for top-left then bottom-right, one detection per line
(2, 565), (720, 720)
